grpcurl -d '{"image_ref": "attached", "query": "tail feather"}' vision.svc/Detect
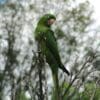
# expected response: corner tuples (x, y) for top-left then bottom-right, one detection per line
(60, 65), (70, 75)
(52, 72), (61, 100)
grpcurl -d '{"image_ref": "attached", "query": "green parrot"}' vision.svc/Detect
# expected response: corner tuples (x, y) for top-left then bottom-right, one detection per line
(35, 14), (70, 99)
(35, 14), (70, 75)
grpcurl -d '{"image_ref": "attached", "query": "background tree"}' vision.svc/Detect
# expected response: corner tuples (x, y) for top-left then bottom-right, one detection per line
(0, 0), (100, 100)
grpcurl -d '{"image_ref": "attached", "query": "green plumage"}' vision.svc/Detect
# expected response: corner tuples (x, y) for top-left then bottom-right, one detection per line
(35, 13), (70, 100)
(35, 14), (69, 75)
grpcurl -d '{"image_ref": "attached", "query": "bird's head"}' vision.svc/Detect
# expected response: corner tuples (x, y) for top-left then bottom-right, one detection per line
(38, 14), (56, 27)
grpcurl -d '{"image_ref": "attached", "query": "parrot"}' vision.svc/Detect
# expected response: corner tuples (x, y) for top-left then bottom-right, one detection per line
(35, 14), (70, 99)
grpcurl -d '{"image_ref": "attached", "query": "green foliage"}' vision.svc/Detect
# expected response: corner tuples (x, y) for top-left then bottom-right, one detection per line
(79, 82), (100, 100)
(15, 90), (28, 100)
(51, 82), (100, 100)
(51, 82), (75, 100)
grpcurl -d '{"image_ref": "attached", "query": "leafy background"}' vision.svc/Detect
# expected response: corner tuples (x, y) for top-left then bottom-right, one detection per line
(0, 0), (100, 100)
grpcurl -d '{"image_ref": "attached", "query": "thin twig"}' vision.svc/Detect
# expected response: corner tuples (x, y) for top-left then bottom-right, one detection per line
(63, 57), (91, 98)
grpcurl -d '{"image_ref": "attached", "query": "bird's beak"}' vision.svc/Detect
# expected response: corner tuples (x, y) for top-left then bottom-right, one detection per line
(48, 19), (56, 25)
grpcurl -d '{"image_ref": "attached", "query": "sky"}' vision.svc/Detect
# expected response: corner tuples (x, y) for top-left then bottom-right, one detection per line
(0, 0), (6, 4)
(89, 0), (100, 26)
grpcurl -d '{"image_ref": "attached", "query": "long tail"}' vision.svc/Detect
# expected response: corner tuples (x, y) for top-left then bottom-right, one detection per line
(52, 71), (61, 100)
(60, 64), (70, 75)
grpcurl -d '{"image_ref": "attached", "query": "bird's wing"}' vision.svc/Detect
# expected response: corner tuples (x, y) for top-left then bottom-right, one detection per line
(43, 29), (62, 65)
(42, 29), (70, 75)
